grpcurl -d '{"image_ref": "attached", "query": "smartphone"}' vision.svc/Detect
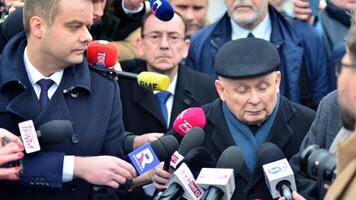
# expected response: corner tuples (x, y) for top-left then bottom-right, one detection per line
(309, 0), (321, 16)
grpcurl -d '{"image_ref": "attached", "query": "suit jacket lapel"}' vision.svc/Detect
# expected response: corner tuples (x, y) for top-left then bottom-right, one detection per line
(132, 65), (166, 128)
(169, 66), (197, 127)
(6, 86), (41, 121)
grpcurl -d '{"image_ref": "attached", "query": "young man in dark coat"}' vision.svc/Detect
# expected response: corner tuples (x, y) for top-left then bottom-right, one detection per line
(0, 0), (136, 199)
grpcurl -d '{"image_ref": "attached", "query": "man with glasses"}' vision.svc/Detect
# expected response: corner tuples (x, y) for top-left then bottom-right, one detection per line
(117, 11), (217, 200)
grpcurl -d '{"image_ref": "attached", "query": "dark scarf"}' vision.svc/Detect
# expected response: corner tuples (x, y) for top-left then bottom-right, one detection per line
(325, 0), (351, 28)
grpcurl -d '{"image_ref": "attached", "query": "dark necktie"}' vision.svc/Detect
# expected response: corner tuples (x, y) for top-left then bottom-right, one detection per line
(247, 32), (255, 38)
(37, 79), (54, 109)
(155, 91), (171, 126)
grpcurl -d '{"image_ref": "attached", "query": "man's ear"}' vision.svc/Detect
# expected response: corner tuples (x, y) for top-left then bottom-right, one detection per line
(29, 16), (45, 38)
(215, 79), (226, 101)
(136, 35), (145, 58)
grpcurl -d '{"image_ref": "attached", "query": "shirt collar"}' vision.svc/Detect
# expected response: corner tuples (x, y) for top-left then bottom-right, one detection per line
(24, 47), (63, 86)
(231, 14), (272, 41)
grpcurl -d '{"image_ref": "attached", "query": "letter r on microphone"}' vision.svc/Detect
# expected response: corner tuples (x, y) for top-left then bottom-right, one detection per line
(128, 144), (160, 175)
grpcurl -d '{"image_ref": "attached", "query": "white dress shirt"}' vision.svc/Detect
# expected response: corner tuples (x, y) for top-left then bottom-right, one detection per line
(231, 14), (272, 41)
(23, 47), (74, 183)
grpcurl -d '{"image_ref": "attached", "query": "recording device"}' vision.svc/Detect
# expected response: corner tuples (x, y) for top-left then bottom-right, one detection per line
(158, 163), (205, 200)
(260, 143), (296, 200)
(197, 146), (243, 200)
(86, 40), (170, 91)
(126, 135), (178, 175)
(300, 144), (336, 185)
(149, 0), (174, 21)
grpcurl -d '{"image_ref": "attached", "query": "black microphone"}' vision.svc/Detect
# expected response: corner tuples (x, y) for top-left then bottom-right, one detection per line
(198, 146), (244, 200)
(36, 120), (73, 145)
(258, 143), (296, 200)
(180, 147), (217, 178)
(164, 127), (206, 170)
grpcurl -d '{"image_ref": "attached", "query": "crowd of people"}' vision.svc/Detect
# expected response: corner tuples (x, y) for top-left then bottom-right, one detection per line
(0, 0), (356, 200)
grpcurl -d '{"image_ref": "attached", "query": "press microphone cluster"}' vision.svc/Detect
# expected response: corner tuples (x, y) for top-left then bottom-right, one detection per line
(149, 0), (174, 21)
(86, 40), (170, 91)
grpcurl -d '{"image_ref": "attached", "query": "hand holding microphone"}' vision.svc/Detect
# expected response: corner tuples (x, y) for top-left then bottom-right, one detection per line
(0, 128), (24, 180)
(86, 40), (170, 91)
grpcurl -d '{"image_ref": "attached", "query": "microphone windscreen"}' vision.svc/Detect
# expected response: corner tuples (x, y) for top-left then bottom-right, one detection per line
(182, 147), (217, 178)
(39, 120), (73, 145)
(137, 71), (170, 91)
(178, 127), (205, 156)
(256, 143), (285, 167)
(151, 135), (179, 161)
(149, 0), (174, 21)
(173, 107), (206, 137)
(87, 40), (118, 69)
(216, 146), (245, 176)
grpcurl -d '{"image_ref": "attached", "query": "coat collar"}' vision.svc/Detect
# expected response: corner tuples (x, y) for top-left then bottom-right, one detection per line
(210, 5), (303, 50)
(0, 32), (92, 123)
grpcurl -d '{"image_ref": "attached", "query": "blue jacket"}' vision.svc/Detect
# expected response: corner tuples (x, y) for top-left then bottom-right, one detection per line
(0, 32), (124, 200)
(186, 6), (331, 108)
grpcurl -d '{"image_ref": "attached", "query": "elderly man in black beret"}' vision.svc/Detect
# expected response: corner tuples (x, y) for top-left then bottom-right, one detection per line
(204, 38), (316, 199)
(152, 38), (316, 199)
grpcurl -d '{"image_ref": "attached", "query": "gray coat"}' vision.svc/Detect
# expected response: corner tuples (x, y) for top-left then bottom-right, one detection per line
(290, 90), (342, 200)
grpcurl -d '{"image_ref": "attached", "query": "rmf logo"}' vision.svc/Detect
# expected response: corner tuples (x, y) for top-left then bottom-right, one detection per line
(134, 148), (154, 169)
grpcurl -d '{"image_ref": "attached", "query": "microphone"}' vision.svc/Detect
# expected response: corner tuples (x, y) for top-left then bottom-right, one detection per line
(259, 143), (296, 200)
(18, 120), (74, 154)
(126, 135), (178, 175)
(158, 162), (205, 200)
(36, 120), (73, 145)
(180, 147), (217, 178)
(155, 128), (206, 200)
(197, 146), (244, 200)
(86, 40), (170, 91)
(166, 107), (206, 138)
(149, 0), (174, 21)
(167, 127), (206, 170)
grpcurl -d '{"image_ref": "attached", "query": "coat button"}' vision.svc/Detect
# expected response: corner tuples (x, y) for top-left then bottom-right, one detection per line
(71, 134), (80, 144)
(69, 183), (76, 192)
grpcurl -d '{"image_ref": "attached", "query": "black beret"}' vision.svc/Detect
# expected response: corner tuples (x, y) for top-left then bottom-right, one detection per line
(215, 38), (280, 78)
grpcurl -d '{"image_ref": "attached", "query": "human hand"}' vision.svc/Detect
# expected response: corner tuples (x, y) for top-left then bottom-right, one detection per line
(0, 128), (24, 181)
(8, 0), (24, 14)
(74, 156), (137, 188)
(133, 133), (164, 149)
(152, 162), (172, 190)
(293, 0), (326, 25)
(278, 191), (306, 200)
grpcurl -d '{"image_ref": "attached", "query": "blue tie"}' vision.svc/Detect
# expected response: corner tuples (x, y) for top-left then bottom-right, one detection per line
(37, 79), (54, 109)
(247, 32), (255, 38)
(155, 91), (171, 125)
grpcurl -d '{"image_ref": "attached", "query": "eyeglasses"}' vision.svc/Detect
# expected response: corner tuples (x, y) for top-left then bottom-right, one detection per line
(142, 32), (185, 44)
(334, 61), (356, 77)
